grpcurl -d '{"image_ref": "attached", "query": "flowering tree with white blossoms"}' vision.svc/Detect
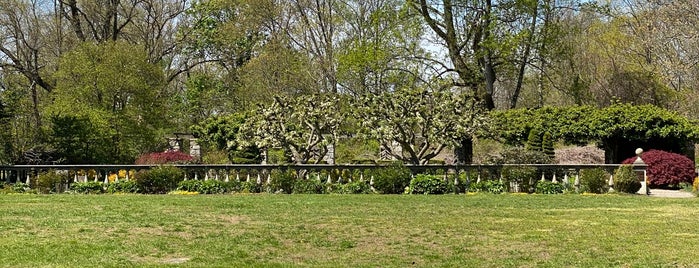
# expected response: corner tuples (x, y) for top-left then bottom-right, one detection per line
(354, 86), (487, 165)
(238, 94), (342, 164)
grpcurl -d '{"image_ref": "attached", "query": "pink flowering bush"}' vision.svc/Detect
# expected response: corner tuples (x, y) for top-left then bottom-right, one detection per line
(622, 150), (695, 188)
(135, 151), (194, 165)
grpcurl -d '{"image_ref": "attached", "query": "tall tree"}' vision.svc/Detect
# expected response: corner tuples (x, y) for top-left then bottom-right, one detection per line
(47, 41), (166, 163)
(335, 0), (427, 96)
(286, 0), (340, 93)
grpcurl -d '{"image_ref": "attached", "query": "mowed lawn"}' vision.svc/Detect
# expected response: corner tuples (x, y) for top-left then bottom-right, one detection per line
(0, 194), (698, 267)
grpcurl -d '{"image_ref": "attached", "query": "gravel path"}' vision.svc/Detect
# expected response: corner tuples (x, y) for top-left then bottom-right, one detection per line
(648, 189), (695, 198)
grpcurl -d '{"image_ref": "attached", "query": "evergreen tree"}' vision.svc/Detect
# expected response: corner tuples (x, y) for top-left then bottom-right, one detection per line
(526, 128), (543, 152)
(542, 132), (555, 157)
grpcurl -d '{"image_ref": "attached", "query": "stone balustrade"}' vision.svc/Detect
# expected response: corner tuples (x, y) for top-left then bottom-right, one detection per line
(0, 163), (649, 193)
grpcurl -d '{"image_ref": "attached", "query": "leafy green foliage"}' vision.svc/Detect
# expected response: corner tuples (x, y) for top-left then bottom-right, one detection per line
(11, 182), (31, 193)
(70, 181), (105, 194)
(336, 1), (425, 96)
(191, 113), (261, 164)
(48, 41), (166, 163)
(49, 115), (110, 164)
(483, 147), (553, 165)
(487, 104), (699, 163)
(535, 181), (565, 194)
(355, 86), (487, 165)
(526, 128), (543, 152)
(369, 164), (412, 194)
(240, 181), (262, 193)
(336, 137), (379, 164)
(468, 180), (506, 194)
(268, 169), (297, 194)
(501, 166), (539, 193)
(238, 38), (317, 104)
(133, 166), (184, 194)
(409, 174), (449, 194)
(579, 168), (610, 194)
(542, 132), (555, 157)
(338, 181), (373, 194)
(181, 0), (262, 70)
(34, 170), (71, 194)
(106, 180), (139, 194)
(293, 179), (326, 194)
(613, 165), (642, 194)
(176, 180), (238, 194)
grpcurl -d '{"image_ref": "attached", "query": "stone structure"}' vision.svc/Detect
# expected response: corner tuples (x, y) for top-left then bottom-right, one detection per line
(166, 133), (200, 160)
(322, 143), (335, 164)
(189, 138), (201, 161)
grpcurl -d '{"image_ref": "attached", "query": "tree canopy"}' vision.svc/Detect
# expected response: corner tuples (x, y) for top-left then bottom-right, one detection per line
(355, 86), (488, 165)
(487, 103), (699, 163)
(1, 0), (699, 164)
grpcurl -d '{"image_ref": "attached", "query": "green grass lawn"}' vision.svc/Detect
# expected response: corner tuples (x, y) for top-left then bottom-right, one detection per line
(0, 193), (697, 267)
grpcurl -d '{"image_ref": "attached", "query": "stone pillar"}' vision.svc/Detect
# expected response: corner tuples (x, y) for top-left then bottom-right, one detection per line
(189, 138), (201, 160)
(632, 148), (649, 195)
(323, 143), (335, 164)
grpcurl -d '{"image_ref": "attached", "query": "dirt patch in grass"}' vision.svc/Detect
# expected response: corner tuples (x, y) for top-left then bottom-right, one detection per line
(130, 255), (191, 265)
(127, 226), (194, 240)
(217, 215), (247, 225)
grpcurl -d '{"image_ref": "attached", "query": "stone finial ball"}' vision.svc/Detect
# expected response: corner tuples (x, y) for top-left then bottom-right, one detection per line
(635, 148), (643, 155)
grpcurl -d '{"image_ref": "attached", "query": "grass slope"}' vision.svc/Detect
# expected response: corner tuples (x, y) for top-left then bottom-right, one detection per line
(0, 194), (697, 267)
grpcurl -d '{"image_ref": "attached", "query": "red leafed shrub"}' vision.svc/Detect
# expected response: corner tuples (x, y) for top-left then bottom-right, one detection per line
(622, 150), (695, 188)
(135, 151), (194, 165)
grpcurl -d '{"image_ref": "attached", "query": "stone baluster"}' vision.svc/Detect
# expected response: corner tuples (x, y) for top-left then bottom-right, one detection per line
(608, 174), (614, 192)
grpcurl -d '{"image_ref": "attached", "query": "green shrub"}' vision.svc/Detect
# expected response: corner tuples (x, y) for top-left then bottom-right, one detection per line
(613, 165), (641, 194)
(579, 168), (609, 194)
(177, 180), (239, 194)
(134, 166), (184, 194)
(369, 164), (412, 194)
(36, 170), (71, 194)
(535, 180), (565, 194)
(268, 169), (297, 194)
(468, 180), (505, 194)
(526, 128), (543, 152)
(542, 132), (555, 157)
(447, 174), (470, 194)
(240, 181), (262, 193)
(324, 183), (342, 194)
(106, 180), (139, 193)
(501, 166), (538, 193)
(293, 179), (325, 194)
(11, 182), (31, 193)
(340, 181), (372, 194)
(198, 180), (229, 194)
(176, 180), (201, 192)
(484, 147), (553, 165)
(71, 181), (105, 194)
(409, 174), (449, 194)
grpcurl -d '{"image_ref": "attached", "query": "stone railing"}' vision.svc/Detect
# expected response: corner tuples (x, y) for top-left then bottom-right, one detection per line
(0, 163), (647, 193)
